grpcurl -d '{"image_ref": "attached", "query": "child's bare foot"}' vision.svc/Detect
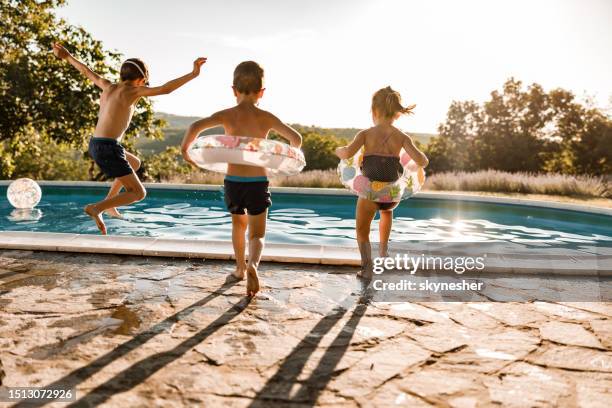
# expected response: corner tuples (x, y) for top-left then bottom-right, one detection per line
(233, 262), (247, 280)
(246, 265), (260, 297)
(84, 204), (107, 235)
(357, 263), (373, 280)
(227, 262), (247, 282)
(104, 207), (123, 219)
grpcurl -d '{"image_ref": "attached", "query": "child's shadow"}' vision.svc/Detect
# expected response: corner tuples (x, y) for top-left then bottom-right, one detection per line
(249, 287), (372, 407)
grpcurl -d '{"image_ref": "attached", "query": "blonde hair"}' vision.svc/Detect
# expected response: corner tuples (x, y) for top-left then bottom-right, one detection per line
(372, 86), (415, 119)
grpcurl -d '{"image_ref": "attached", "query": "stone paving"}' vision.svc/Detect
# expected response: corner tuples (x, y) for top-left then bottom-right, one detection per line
(0, 250), (611, 407)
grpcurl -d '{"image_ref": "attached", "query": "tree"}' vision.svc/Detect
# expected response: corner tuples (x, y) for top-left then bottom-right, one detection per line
(0, 0), (164, 177)
(426, 101), (480, 173)
(429, 78), (611, 175)
(301, 132), (343, 170)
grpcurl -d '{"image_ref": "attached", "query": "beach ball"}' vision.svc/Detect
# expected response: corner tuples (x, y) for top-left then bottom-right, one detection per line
(7, 178), (42, 209)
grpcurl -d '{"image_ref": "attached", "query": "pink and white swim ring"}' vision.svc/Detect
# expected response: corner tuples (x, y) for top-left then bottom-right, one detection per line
(189, 135), (306, 176)
(338, 148), (426, 202)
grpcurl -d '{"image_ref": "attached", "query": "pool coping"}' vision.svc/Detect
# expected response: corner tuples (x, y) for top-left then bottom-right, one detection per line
(1, 180), (610, 216)
(0, 231), (609, 277)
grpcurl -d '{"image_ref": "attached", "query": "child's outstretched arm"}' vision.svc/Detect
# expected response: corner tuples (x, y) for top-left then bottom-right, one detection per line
(270, 116), (302, 148)
(138, 58), (207, 97)
(402, 133), (429, 167)
(180, 112), (223, 166)
(335, 131), (365, 159)
(52, 43), (111, 90)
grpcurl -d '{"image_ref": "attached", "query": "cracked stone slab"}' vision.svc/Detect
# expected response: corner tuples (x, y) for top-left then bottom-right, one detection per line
(398, 368), (487, 405)
(405, 321), (471, 353)
(358, 379), (434, 407)
(483, 362), (572, 407)
(573, 372), (612, 408)
(329, 339), (431, 398)
(435, 328), (540, 373)
(539, 321), (603, 349)
(526, 345), (612, 372)
(466, 302), (550, 326)
(590, 319), (612, 349)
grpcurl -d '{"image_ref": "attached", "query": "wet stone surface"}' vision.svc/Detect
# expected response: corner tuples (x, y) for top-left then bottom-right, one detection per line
(0, 250), (611, 407)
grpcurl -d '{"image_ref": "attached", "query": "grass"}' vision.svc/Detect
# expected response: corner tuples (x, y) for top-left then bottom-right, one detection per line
(161, 169), (610, 200)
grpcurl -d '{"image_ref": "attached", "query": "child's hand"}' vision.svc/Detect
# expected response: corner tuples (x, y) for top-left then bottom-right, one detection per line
(192, 57), (207, 76)
(181, 150), (198, 167)
(52, 43), (70, 60)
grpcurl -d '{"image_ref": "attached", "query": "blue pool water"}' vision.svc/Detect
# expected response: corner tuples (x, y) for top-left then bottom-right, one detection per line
(0, 185), (610, 247)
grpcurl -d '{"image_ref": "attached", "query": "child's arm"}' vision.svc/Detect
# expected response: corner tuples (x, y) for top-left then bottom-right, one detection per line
(52, 43), (111, 90)
(335, 131), (366, 159)
(402, 133), (429, 167)
(138, 58), (207, 97)
(180, 112), (223, 166)
(270, 117), (302, 148)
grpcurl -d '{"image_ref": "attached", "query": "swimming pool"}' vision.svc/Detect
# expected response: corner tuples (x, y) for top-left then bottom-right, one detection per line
(0, 184), (610, 248)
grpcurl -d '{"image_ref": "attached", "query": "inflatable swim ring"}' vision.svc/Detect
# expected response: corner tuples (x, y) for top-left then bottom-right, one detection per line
(189, 135), (306, 176)
(338, 148), (425, 202)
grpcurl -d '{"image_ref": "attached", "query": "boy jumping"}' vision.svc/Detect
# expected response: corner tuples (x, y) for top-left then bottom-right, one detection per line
(181, 61), (302, 296)
(52, 43), (206, 234)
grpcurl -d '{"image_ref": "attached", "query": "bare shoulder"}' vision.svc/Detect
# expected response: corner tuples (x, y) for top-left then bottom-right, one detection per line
(358, 127), (374, 141)
(257, 108), (281, 124)
(210, 108), (230, 119)
(394, 126), (413, 142)
(101, 82), (118, 94)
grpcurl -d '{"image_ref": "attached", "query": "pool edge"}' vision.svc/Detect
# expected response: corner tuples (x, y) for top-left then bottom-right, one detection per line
(0, 231), (609, 276)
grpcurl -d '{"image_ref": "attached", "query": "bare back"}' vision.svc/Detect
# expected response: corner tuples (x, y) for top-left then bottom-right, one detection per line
(93, 83), (140, 140)
(220, 104), (278, 177)
(362, 125), (405, 157)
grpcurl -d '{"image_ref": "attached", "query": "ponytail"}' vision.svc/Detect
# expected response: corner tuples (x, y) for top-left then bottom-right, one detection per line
(372, 86), (415, 119)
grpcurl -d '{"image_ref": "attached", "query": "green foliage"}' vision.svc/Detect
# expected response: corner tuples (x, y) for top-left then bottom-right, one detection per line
(144, 146), (191, 182)
(301, 132), (343, 170)
(1, 135), (90, 180)
(0, 0), (164, 178)
(427, 78), (612, 175)
(136, 126), (223, 156)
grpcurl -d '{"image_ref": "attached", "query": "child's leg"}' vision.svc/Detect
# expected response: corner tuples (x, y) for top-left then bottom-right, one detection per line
(231, 214), (248, 279)
(245, 211), (267, 297)
(84, 172), (146, 235)
(104, 152), (141, 218)
(356, 198), (378, 279)
(378, 209), (393, 257)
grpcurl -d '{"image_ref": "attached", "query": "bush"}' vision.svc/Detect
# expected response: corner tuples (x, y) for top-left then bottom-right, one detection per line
(301, 132), (343, 170)
(1, 135), (89, 180)
(144, 146), (191, 182)
(425, 170), (609, 198)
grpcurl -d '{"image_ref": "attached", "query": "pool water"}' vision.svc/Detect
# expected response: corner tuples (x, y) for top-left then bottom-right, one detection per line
(0, 186), (610, 247)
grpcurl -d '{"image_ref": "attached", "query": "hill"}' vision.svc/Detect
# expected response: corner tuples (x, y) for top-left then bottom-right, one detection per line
(136, 112), (436, 155)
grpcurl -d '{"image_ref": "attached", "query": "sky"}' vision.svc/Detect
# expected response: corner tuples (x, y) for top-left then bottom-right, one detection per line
(56, 0), (612, 133)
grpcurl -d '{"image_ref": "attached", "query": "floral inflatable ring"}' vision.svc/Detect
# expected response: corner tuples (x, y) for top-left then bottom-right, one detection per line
(338, 149), (425, 202)
(189, 135), (306, 176)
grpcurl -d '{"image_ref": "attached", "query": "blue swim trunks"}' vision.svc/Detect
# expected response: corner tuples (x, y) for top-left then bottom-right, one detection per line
(88, 137), (133, 178)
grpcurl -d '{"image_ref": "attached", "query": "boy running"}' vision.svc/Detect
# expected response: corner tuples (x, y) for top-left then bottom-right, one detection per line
(181, 61), (302, 296)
